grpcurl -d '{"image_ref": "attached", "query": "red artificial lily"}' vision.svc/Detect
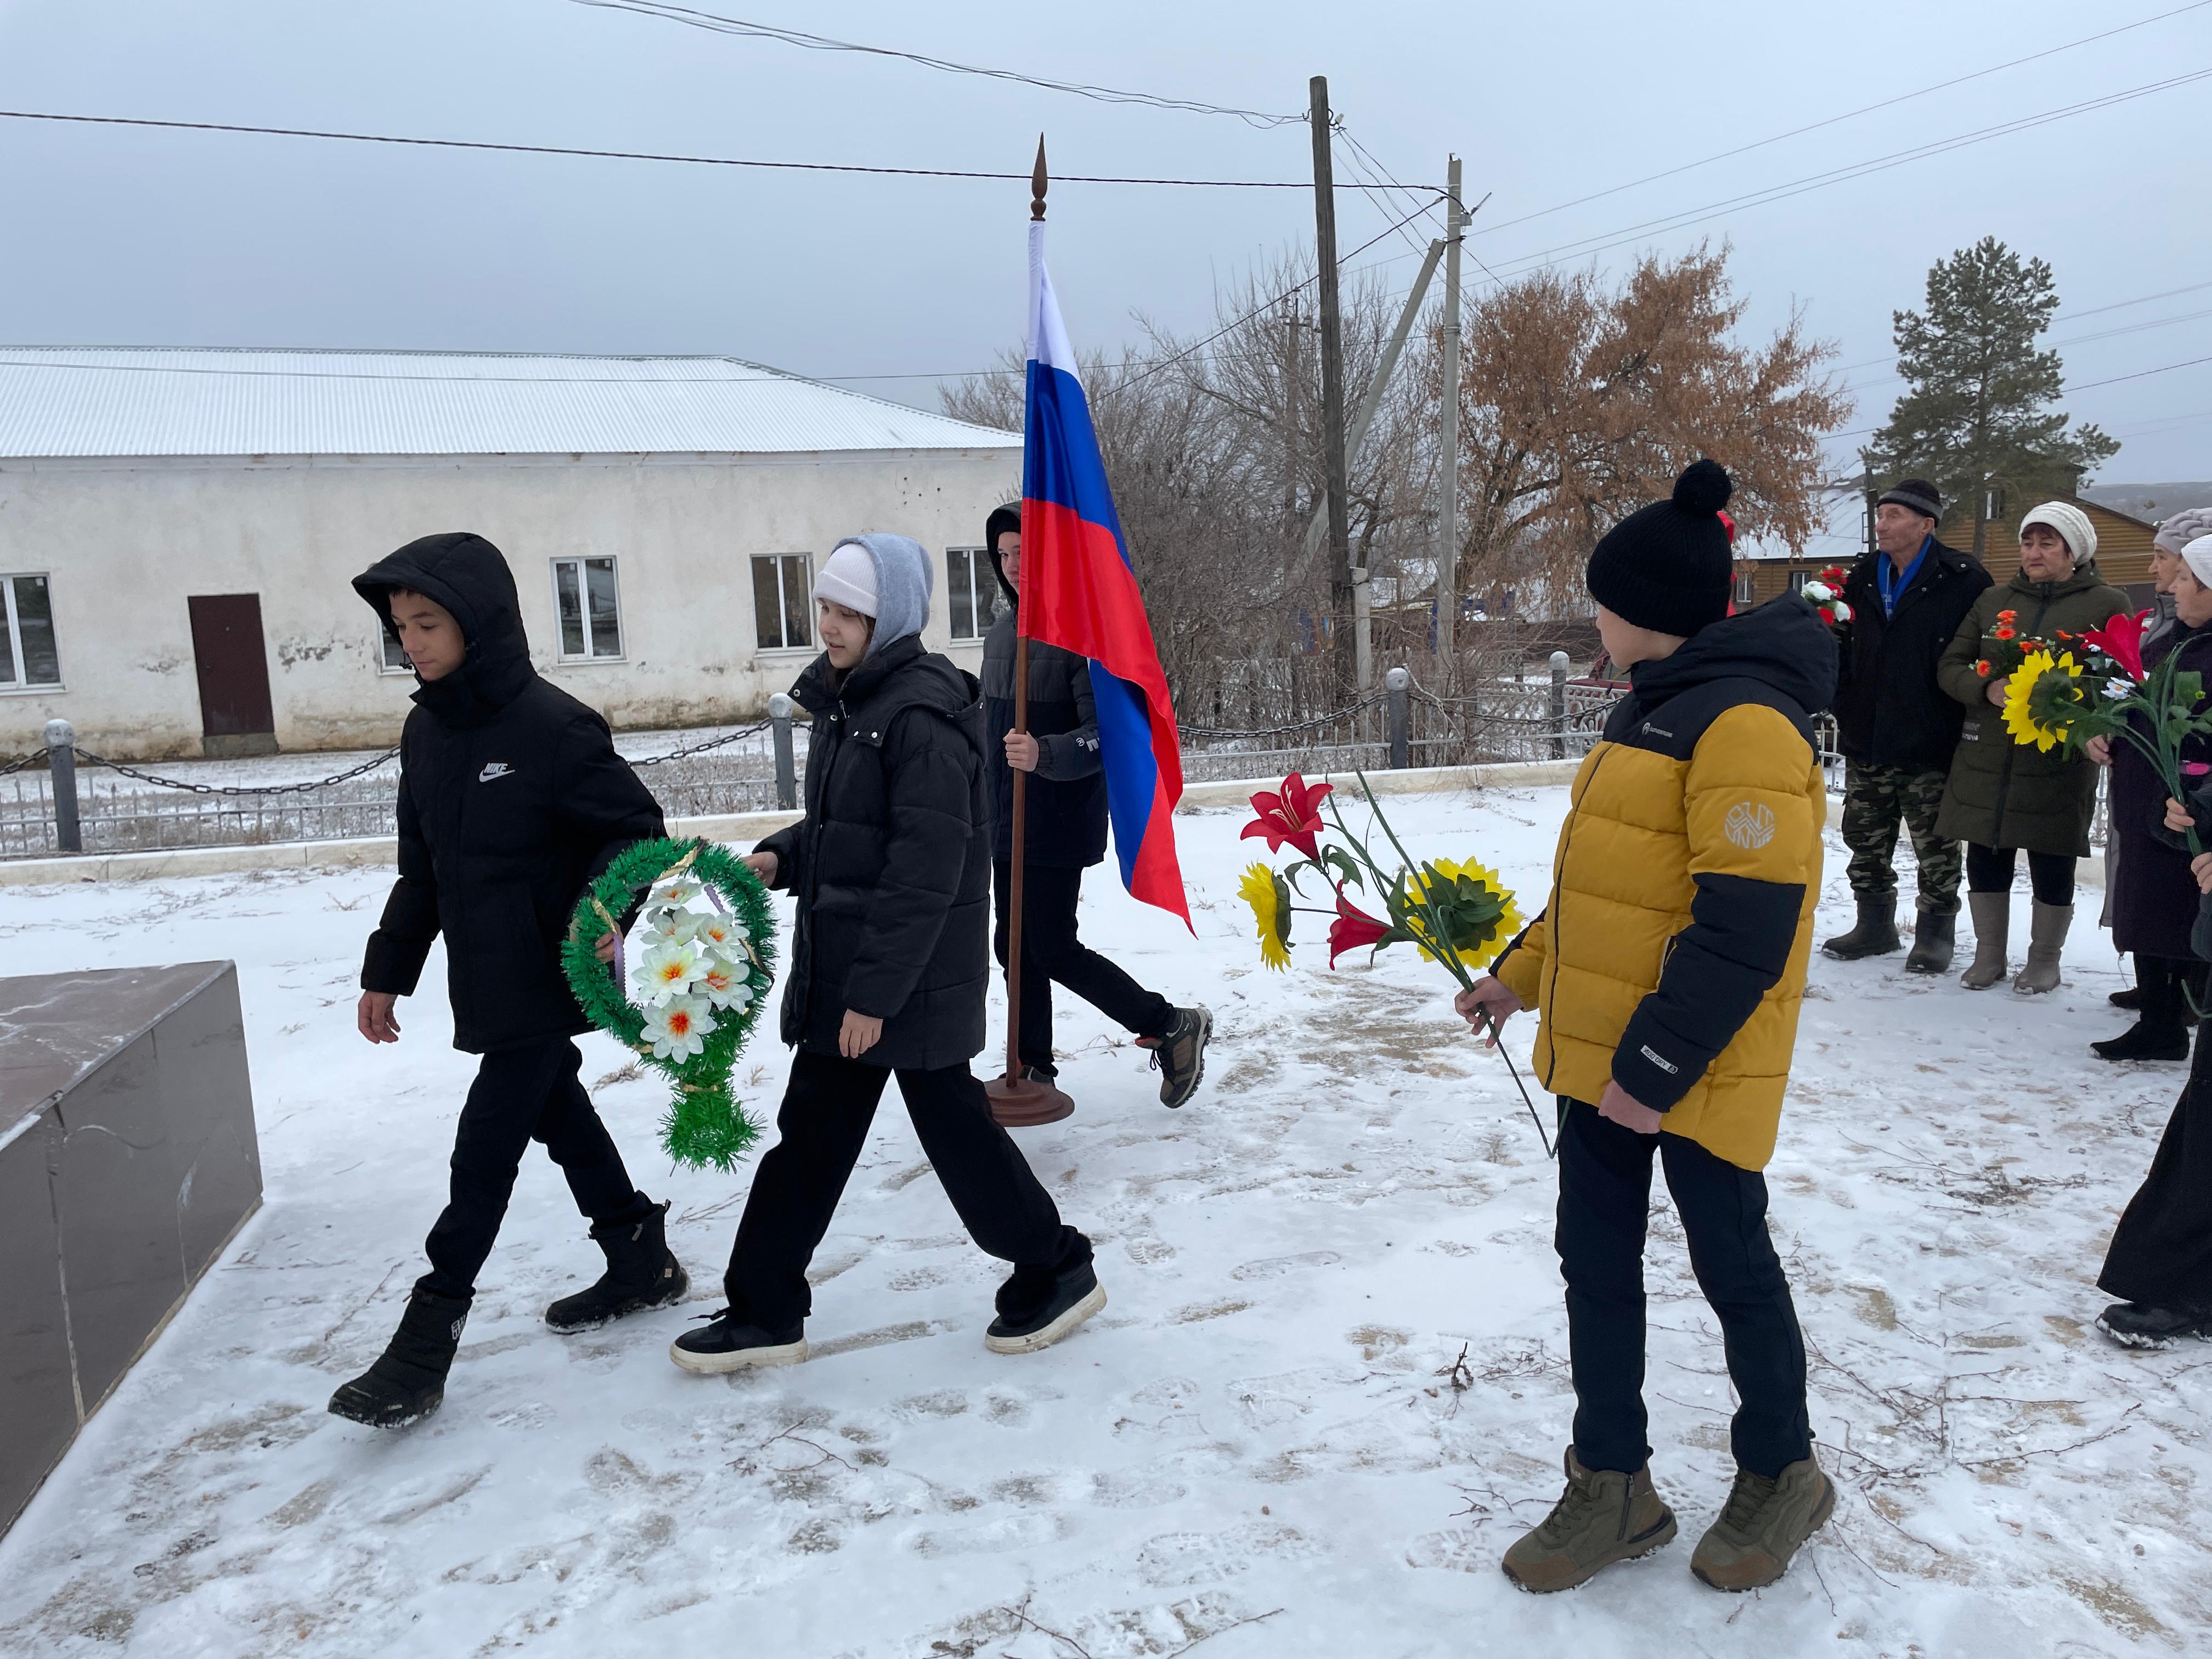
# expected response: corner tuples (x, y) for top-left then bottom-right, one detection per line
(1241, 771), (1334, 861)
(2083, 608), (2154, 681)
(1328, 885), (1393, 968)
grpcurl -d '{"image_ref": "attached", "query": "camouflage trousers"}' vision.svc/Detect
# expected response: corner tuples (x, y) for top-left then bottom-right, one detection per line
(1841, 761), (1962, 915)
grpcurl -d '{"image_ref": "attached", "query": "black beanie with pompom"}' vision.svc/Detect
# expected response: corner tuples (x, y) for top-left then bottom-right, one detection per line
(1585, 459), (1736, 639)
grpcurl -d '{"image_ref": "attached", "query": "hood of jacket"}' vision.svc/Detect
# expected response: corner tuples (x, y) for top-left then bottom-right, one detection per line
(985, 503), (1022, 608)
(1628, 592), (1838, 717)
(353, 532), (536, 722)
(828, 532), (934, 657)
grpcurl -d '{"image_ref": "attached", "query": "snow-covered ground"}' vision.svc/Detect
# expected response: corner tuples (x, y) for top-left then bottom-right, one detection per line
(1, 787), (2206, 1657)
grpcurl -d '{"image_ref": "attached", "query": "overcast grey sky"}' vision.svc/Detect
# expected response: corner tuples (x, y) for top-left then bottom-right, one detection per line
(2, 0), (2208, 481)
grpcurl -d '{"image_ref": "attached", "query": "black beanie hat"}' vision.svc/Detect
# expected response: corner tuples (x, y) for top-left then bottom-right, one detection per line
(985, 501), (1022, 550)
(1585, 459), (1736, 638)
(1876, 477), (1942, 522)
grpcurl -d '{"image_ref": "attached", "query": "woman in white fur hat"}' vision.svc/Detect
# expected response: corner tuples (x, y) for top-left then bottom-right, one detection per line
(1934, 501), (2130, 993)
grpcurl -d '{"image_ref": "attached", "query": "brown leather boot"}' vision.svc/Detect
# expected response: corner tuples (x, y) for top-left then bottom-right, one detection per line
(1501, 1447), (1678, 1593)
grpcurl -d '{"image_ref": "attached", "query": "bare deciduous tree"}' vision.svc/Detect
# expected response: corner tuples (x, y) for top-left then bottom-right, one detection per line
(943, 239), (1846, 725)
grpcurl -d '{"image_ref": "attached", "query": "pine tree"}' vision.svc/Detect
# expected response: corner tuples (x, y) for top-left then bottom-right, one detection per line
(1865, 238), (2117, 559)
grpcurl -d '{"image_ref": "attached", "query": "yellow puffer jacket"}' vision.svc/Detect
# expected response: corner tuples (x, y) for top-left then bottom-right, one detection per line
(1493, 600), (1835, 1171)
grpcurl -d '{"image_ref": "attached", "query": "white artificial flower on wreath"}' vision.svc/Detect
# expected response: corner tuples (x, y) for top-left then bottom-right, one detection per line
(634, 940), (704, 1005)
(650, 876), (705, 912)
(2104, 677), (2134, 701)
(644, 907), (699, 944)
(641, 996), (717, 1061)
(1829, 599), (1853, 623)
(690, 912), (746, 956)
(1802, 581), (1835, 603)
(695, 957), (755, 1011)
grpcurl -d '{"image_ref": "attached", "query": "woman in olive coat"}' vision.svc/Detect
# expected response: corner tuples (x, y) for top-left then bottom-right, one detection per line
(1936, 502), (2129, 994)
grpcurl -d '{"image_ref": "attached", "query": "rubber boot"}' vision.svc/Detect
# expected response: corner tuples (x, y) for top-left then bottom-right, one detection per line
(2012, 900), (2072, 995)
(1959, 892), (2010, 989)
(1903, 907), (1956, 975)
(1821, 895), (1900, 961)
(545, 1198), (689, 1333)
(2093, 958), (2190, 1062)
(329, 1286), (470, 1429)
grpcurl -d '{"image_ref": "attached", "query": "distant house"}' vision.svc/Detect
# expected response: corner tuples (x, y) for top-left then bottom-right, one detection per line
(0, 348), (1021, 759)
(1733, 492), (2166, 611)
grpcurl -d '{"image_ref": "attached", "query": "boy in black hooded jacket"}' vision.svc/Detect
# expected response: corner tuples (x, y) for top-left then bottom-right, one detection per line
(979, 503), (1210, 1105)
(331, 532), (684, 1429)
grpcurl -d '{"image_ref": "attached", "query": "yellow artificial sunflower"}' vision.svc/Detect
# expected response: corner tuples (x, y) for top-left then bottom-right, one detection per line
(2002, 648), (2076, 753)
(1406, 856), (1523, 973)
(1238, 861), (1293, 971)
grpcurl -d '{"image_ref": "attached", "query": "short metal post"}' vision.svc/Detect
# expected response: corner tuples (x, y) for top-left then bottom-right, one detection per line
(1548, 651), (1569, 761)
(768, 694), (798, 810)
(1385, 666), (1410, 769)
(46, 718), (81, 854)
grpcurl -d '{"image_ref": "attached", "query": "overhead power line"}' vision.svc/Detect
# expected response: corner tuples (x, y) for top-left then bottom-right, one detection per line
(1822, 351), (2212, 442)
(1471, 0), (2212, 241)
(1472, 66), (2212, 282)
(570, 0), (1310, 127)
(0, 109), (1352, 190)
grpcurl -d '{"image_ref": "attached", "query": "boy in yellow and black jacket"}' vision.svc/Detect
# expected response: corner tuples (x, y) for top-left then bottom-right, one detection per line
(1463, 461), (1838, 1596)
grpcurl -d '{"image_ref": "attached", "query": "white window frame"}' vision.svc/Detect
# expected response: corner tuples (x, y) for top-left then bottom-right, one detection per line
(0, 572), (63, 693)
(752, 552), (815, 654)
(377, 626), (412, 675)
(1734, 572), (1756, 605)
(550, 555), (625, 664)
(946, 546), (999, 643)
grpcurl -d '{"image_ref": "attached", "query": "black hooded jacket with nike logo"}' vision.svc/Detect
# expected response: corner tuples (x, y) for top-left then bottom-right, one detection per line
(353, 533), (665, 1053)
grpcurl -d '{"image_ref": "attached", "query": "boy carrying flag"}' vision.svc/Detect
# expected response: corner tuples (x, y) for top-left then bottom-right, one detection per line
(1460, 461), (1837, 1593)
(332, 532), (684, 1428)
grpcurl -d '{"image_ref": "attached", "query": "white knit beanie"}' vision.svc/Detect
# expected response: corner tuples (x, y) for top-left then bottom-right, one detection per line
(2018, 500), (2097, 568)
(811, 541), (878, 617)
(2182, 535), (2212, 592)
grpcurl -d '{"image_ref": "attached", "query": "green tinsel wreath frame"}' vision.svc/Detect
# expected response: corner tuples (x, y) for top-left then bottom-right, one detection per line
(561, 836), (778, 1171)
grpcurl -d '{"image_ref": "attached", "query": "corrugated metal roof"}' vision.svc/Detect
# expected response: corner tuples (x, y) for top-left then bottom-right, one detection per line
(0, 347), (1022, 459)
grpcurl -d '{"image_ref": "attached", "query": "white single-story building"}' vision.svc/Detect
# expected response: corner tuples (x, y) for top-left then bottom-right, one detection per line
(0, 348), (1023, 759)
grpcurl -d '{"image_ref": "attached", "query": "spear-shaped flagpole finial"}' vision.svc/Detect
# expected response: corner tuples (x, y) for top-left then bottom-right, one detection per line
(1031, 134), (1048, 221)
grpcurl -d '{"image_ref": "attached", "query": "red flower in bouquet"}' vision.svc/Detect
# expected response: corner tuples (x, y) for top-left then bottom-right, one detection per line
(1327, 885), (1395, 969)
(1241, 772), (1334, 861)
(2082, 609), (2153, 682)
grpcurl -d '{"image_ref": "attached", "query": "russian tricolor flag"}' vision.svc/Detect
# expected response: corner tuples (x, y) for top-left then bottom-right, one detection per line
(1020, 221), (1191, 927)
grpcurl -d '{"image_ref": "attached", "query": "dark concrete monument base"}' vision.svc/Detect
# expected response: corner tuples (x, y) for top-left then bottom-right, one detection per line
(0, 962), (262, 1534)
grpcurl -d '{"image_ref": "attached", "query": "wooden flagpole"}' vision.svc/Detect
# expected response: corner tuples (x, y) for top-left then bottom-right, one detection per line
(987, 135), (1074, 1129)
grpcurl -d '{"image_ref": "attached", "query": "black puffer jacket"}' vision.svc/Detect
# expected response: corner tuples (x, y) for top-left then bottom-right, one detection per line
(980, 504), (1109, 869)
(1831, 538), (1990, 771)
(755, 633), (991, 1071)
(354, 533), (665, 1053)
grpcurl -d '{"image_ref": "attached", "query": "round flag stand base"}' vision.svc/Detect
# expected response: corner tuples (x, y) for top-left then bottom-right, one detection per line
(986, 1072), (1074, 1128)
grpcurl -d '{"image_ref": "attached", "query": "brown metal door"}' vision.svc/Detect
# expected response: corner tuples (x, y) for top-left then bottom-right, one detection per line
(187, 595), (275, 737)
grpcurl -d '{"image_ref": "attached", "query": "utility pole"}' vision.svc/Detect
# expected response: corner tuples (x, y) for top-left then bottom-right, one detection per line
(1436, 154), (1464, 679)
(1310, 75), (1353, 690)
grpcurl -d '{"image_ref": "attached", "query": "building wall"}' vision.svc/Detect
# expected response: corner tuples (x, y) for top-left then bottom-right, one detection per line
(0, 446), (1021, 758)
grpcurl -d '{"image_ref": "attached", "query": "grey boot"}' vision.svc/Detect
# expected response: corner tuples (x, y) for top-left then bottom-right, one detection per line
(1903, 907), (1956, 975)
(1960, 892), (2010, 989)
(2013, 900), (2072, 995)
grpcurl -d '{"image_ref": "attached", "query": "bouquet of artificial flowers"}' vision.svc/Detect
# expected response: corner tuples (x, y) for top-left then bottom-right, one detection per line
(1800, 566), (1853, 625)
(1235, 771), (1521, 990)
